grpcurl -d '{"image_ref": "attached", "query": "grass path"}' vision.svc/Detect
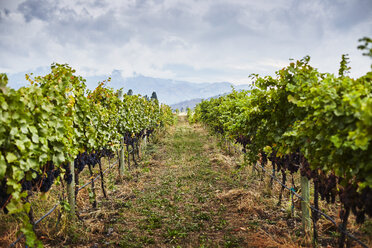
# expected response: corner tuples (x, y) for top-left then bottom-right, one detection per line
(53, 117), (307, 247)
(106, 117), (249, 247)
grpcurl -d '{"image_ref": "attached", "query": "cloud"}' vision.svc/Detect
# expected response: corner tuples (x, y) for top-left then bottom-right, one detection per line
(0, 0), (371, 87)
(18, 0), (59, 22)
(324, 0), (372, 30)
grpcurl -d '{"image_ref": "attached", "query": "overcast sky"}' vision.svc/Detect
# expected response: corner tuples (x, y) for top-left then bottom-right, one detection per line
(1, 0), (371, 86)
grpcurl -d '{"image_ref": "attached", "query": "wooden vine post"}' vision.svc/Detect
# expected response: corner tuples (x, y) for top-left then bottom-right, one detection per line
(118, 89), (125, 176)
(143, 129), (147, 151)
(66, 161), (76, 216)
(300, 174), (311, 237)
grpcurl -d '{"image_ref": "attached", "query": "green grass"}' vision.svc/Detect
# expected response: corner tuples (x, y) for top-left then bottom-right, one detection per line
(101, 117), (249, 247)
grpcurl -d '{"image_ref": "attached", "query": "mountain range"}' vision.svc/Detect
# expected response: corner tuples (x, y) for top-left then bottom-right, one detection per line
(170, 98), (204, 111)
(7, 68), (251, 105)
(99, 70), (251, 105)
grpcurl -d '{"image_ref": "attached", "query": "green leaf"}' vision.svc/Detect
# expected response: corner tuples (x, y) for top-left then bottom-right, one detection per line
(28, 125), (37, 134)
(52, 152), (65, 165)
(20, 125), (28, 134)
(287, 95), (298, 104)
(6, 200), (22, 214)
(0, 154), (6, 179)
(330, 135), (342, 148)
(31, 133), (39, 143)
(15, 139), (26, 152)
(6, 152), (18, 163)
(60, 200), (71, 211)
(355, 135), (369, 149)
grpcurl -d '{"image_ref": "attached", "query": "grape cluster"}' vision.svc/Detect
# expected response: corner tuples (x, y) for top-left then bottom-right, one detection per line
(299, 157), (317, 178)
(99, 147), (114, 159)
(74, 152), (90, 173)
(39, 168), (60, 193)
(318, 173), (337, 204)
(146, 128), (155, 138)
(234, 135), (250, 153)
(73, 147), (115, 176)
(268, 150), (277, 165)
(36, 164), (60, 193)
(0, 162), (61, 213)
(300, 155), (372, 224)
(138, 129), (145, 138)
(214, 126), (224, 135)
(339, 184), (372, 224)
(63, 162), (73, 184)
(0, 180), (10, 213)
(261, 152), (268, 166)
(124, 133), (136, 147)
(269, 150), (299, 174)
(20, 162), (60, 192)
(300, 158), (337, 204)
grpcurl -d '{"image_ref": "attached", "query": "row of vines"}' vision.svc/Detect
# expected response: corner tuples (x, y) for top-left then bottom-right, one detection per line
(0, 64), (175, 247)
(192, 38), (372, 247)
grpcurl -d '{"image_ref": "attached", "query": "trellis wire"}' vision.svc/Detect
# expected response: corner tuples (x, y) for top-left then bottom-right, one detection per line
(253, 155), (368, 248)
(10, 159), (119, 248)
(221, 137), (368, 248)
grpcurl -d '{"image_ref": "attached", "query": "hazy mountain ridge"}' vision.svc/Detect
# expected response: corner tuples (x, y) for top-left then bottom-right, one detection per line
(170, 92), (232, 111)
(105, 71), (251, 105)
(170, 98), (203, 111)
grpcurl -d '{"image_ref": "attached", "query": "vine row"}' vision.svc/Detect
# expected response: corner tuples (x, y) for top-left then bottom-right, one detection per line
(191, 37), (372, 247)
(0, 64), (175, 247)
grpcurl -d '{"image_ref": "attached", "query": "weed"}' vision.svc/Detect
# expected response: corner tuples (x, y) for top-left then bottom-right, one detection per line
(223, 234), (244, 248)
(139, 213), (162, 230)
(165, 227), (187, 243)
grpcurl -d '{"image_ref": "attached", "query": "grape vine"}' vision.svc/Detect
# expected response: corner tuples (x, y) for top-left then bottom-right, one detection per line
(194, 38), (372, 247)
(0, 64), (175, 247)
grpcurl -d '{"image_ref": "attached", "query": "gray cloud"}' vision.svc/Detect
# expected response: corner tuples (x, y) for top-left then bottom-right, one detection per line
(325, 0), (372, 30)
(18, 0), (59, 22)
(47, 10), (132, 47)
(0, 0), (371, 86)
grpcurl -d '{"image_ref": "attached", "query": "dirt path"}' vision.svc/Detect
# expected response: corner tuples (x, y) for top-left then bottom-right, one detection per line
(51, 117), (300, 248)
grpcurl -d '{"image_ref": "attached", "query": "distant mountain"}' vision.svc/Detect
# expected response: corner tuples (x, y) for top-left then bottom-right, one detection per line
(170, 98), (203, 111)
(5, 67), (51, 89)
(170, 93), (228, 111)
(94, 71), (251, 105)
(7, 68), (251, 105)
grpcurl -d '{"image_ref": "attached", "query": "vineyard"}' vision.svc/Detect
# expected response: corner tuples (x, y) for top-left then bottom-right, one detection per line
(0, 38), (372, 248)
